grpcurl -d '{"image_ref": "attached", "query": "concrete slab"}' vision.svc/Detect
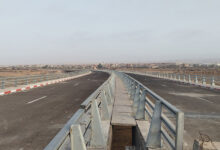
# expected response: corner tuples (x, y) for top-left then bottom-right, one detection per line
(111, 77), (136, 126)
(136, 120), (150, 141)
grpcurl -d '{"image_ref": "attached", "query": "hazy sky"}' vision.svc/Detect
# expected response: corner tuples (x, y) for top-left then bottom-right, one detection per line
(0, 0), (220, 65)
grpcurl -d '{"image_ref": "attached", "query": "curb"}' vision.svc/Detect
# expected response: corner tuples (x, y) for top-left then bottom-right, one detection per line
(0, 72), (91, 96)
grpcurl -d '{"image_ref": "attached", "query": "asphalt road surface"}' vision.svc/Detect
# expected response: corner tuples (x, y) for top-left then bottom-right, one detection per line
(0, 72), (109, 150)
(128, 73), (220, 147)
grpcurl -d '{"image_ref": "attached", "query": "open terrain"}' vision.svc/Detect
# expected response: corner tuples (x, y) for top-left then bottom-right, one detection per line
(0, 68), (62, 77)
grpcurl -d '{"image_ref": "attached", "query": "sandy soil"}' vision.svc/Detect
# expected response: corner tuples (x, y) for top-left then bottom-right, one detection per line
(0, 69), (62, 77)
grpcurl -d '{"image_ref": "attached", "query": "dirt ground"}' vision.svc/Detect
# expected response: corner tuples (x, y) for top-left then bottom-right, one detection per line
(0, 69), (62, 77)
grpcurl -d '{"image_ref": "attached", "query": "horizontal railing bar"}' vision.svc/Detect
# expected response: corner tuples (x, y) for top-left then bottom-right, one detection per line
(125, 73), (180, 114)
(121, 72), (184, 150)
(44, 109), (84, 150)
(44, 71), (112, 150)
(161, 128), (175, 150)
(145, 98), (154, 110)
(83, 120), (92, 136)
(80, 76), (112, 108)
(145, 107), (152, 118)
(161, 114), (176, 136)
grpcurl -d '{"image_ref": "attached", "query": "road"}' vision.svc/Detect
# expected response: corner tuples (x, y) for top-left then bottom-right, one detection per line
(127, 73), (220, 147)
(0, 72), (109, 150)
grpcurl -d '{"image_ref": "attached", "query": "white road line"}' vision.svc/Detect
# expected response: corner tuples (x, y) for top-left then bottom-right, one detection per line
(74, 83), (79, 87)
(198, 97), (214, 104)
(27, 96), (47, 104)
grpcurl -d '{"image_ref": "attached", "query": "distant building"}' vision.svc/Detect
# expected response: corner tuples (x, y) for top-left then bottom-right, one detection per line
(183, 63), (190, 67)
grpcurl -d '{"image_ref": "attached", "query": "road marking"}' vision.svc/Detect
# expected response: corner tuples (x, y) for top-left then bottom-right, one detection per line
(27, 96), (47, 104)
(169, 92), (216, 103)
(185, 113), (220, 119)
(74, 83), (79, 87)
(198, 97), (214, 104)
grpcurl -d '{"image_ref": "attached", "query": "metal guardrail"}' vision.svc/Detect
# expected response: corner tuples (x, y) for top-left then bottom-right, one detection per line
(44, 72), (115, 150)
(145, 72), (220, 87)
(0, 70), (88, 89)
(118, 72), (184, 150)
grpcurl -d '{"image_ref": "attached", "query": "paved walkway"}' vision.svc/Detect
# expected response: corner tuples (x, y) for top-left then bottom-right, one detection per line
(111, 77), (136, 126)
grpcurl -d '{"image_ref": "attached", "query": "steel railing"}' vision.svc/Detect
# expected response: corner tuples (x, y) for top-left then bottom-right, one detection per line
(44, 72), (115, 150)
(145, 72), (220, 87)
(0, 70), (88, 89)
(118, 72), (184, 150)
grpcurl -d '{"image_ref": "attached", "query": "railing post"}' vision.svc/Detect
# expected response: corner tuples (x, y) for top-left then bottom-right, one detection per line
(14, 78), (17, 87)
(1, 79), (5, 89)
(91, 100), (105, 147)
(202, 76), (206, 85)
(131, 82), (136, 100)
(136, 90), (146, 120)
(70, 125), (87, 150)
(178, 75), (181, 81)
(127, 80), (132, 93)
(188, 75), (191, 83)
(195, 75), (198, 84)
(104, 88), (112, 105)
(126, 79), (130, 91)
(26, 77), (28, 85)
(133, 85), (140, 109)
(176, 112), (184, 150)
(107, 84), (113, 102)
(146, 100), (162, 148)
(211, 77), (215, 86)
(45, 75), (48, 81)
(109, 76), (115, 96)
(101, 92), (110, 120)
(183, 75), (186, 82)
(124, 78), (129, 89)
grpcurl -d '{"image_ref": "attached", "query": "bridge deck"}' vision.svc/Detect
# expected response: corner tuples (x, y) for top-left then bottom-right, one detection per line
(111, 77), (136, 126)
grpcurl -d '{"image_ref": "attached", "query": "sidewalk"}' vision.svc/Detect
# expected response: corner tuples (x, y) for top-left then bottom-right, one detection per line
(0, 71), (91, 96)
(111, 76), (136, 150)
(111, 76), (136, 126)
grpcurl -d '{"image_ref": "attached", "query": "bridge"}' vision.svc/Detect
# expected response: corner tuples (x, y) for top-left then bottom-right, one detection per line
(0, 70), (219, 150)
